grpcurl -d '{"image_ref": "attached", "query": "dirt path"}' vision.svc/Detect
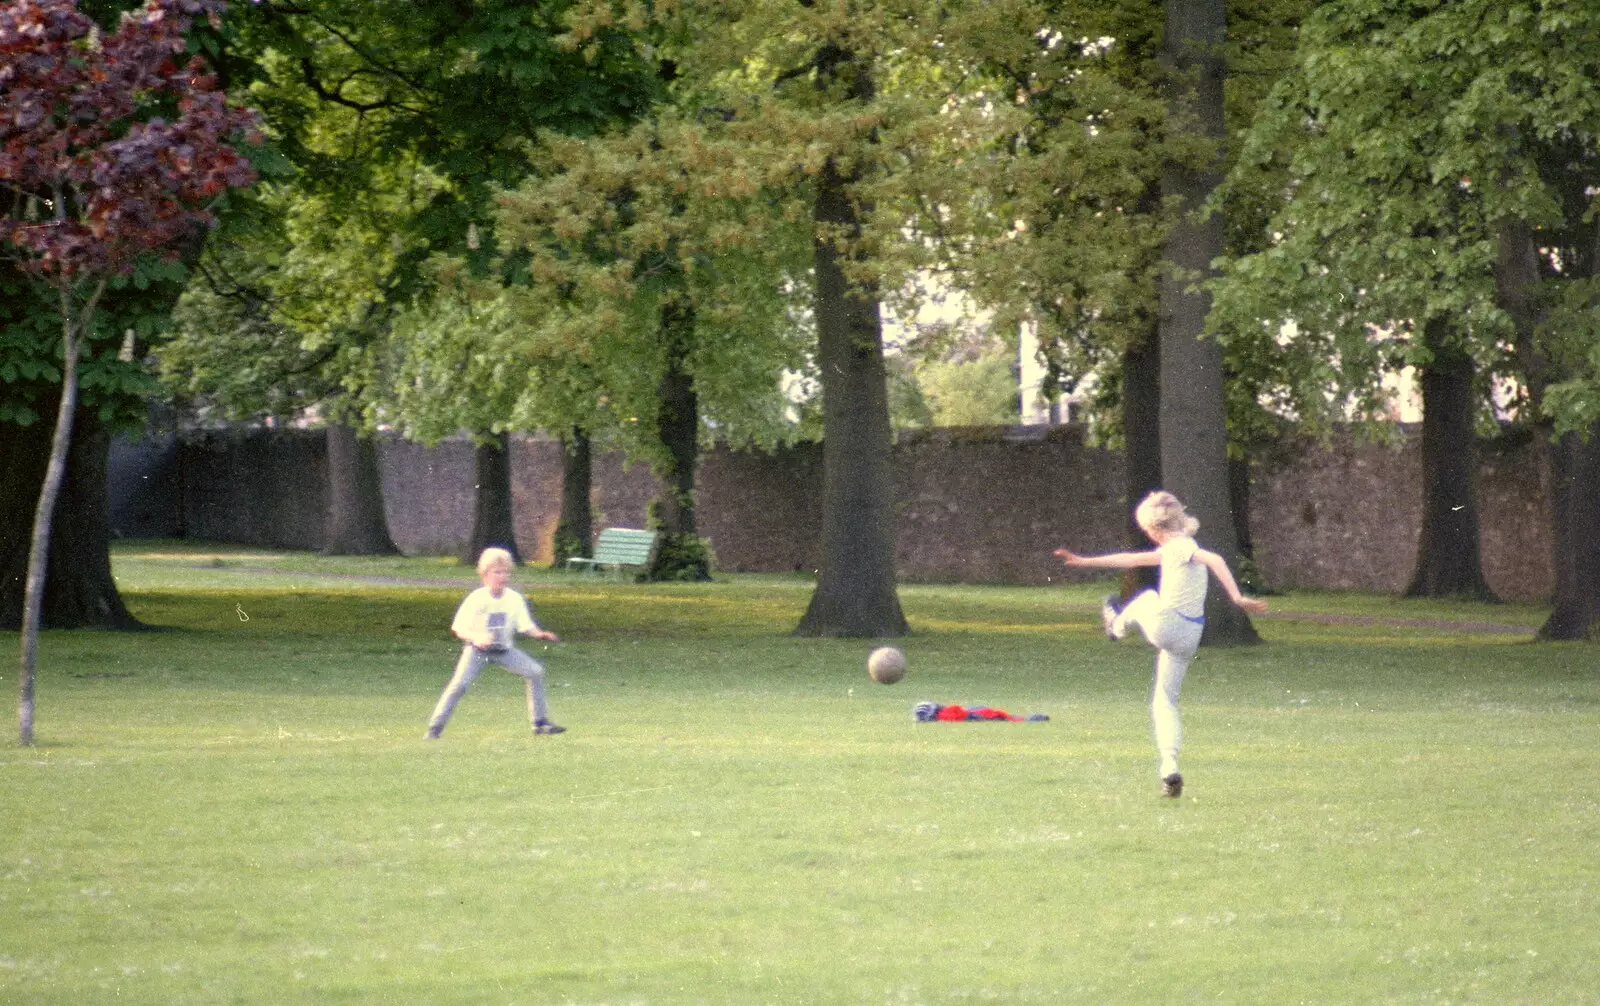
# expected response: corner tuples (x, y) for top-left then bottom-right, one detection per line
(233, 568), (489, 589)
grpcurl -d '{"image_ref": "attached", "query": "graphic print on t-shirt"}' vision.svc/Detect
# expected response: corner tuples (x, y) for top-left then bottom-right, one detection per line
(486, 611), (510, 650)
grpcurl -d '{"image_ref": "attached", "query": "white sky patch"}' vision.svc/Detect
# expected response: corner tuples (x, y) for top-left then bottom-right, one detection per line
(879, 286), (991, 356)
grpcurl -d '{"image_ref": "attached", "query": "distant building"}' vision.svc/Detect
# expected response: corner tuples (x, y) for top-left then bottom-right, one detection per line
(1018, 321), (1085, 425)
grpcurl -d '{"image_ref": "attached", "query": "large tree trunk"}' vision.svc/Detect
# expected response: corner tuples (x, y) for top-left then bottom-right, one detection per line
(1541, 425), (1600, 639)
(462, 431), (519, 564)
(1118, 174), (1165, 600)
(794, 153), (907, 638)
(1544, 205), (1600, 639)
(1228, 452), (1253, 561)
(1403, 319), (1498, 600)
(1497, 217), (1600, 638)
(1120, 325), (1162, 598)
(1159, 0), (1258, 645)
(322, 423), (399, 556)
(2, 407), (144, 634)
(647, 297), (711, 581)
(552, 427), (593, 566)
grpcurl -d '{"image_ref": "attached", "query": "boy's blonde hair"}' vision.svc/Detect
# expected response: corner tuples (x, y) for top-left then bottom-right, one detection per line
(476, 547), (515, 575)
(1135, 491), (1200, 538)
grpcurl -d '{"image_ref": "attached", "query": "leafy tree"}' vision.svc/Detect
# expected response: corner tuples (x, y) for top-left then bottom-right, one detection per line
(703, 4), (990, 636)
(949, 4), (1169, 593)
(915, 351), (1022, 427)
(797, 101), (907, 636)
(386, 263), (621, 566)
(1485, 58), (1600, 639)
(485, 110), (814, 579)
(947, 0), (1305, 617)
(236, 0), (656, 251)
(1, 267), (183, 635)
(1214, 3), (1503, 602)
(553, 1), (1018, 635)
(162, 0), (661, 556)
(884, 352), (935, 430)
(2, 0), (238, 634)
(388, 282), (525, 562)
(161, 157), (427, 554)
(547, 1), (1290, 631)
(1213, 0), (1600, 627)
(1, 0), (259, 743)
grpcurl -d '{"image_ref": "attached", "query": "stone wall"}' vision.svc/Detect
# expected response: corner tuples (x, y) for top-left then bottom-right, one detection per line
(890, 426), (1127, 584)
(122, 424), (1553, 600)
(696, 441), (824, 574)
(178, 428), (328, 550)
(375, 437), (476, 557)
(1249, 431), (1550, 600)
(107, 431), (181, 539)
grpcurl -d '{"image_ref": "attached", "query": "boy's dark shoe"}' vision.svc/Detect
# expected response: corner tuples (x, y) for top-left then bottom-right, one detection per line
(534, 721), (566, 735)
(1101, 594), (1124, 641)
(1161, 773), (1183, 799)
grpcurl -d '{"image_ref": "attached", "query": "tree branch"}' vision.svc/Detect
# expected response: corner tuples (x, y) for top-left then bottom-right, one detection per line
(298, 57), (398, 113)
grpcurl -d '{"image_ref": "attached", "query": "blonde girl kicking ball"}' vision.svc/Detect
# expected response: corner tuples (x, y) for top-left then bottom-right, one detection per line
(1054, 491), (1267, 798)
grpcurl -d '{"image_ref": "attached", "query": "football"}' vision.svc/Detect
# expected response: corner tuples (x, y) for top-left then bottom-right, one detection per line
(866, 646), (907, 685)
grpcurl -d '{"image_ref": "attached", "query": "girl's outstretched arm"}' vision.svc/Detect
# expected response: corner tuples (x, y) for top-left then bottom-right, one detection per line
(1195, 549), (1269, 613)
(1054, 547), (1161, 569)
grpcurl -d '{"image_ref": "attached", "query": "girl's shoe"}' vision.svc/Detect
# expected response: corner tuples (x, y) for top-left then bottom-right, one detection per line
(1101, 594), (1125, 640)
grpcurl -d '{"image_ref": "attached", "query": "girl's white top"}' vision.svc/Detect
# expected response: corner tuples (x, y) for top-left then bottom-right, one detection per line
(1158, 536), (1208, 619)
(452, 586), (536, 651)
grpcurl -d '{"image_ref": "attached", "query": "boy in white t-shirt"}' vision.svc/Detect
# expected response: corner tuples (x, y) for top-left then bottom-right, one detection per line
(1054, 491), (1267, 798)
(425, 547), (564, 738)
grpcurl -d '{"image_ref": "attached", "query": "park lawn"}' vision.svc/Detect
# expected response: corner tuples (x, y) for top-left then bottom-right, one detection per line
(0, 546), (1594, 1004)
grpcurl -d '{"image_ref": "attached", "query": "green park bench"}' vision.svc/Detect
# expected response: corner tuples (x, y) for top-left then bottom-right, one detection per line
(565, 527), (659, 577)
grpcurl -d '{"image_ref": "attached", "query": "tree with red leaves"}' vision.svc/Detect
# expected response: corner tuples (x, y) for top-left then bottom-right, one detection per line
(1, 0), (259, 745)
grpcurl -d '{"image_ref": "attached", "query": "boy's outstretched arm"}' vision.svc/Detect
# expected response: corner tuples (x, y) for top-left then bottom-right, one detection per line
(1196, 549), (1269, 614)
(1054, 547), (1161, 569)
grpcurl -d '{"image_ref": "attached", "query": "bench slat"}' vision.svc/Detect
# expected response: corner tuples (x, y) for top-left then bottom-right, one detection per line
(565, 528), (659, 574)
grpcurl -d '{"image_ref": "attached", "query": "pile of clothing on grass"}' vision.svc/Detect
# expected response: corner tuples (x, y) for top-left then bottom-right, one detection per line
(912, 701), (1048, 723)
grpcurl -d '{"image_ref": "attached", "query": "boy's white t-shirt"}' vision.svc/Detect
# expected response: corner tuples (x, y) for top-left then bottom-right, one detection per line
(452, 586), (537, 651)
(1157, 536), (1208, 619)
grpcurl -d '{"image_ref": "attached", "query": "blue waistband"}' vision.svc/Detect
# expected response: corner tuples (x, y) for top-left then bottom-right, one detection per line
(1177, 611), (1206, 625)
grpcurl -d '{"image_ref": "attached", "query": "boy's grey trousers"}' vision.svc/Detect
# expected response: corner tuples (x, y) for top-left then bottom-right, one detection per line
(428, 645), (549, 734)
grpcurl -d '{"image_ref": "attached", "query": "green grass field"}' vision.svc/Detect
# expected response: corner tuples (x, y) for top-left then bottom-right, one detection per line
(2, 543), (1595, 1004)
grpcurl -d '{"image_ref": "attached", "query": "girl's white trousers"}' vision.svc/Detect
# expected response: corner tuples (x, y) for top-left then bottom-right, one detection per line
(1113, 590), (1203, 778)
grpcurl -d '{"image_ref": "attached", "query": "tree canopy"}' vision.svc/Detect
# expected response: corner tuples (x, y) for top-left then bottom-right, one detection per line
(160, 0), (664, 428)
(1213, 0), (1600, 429)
